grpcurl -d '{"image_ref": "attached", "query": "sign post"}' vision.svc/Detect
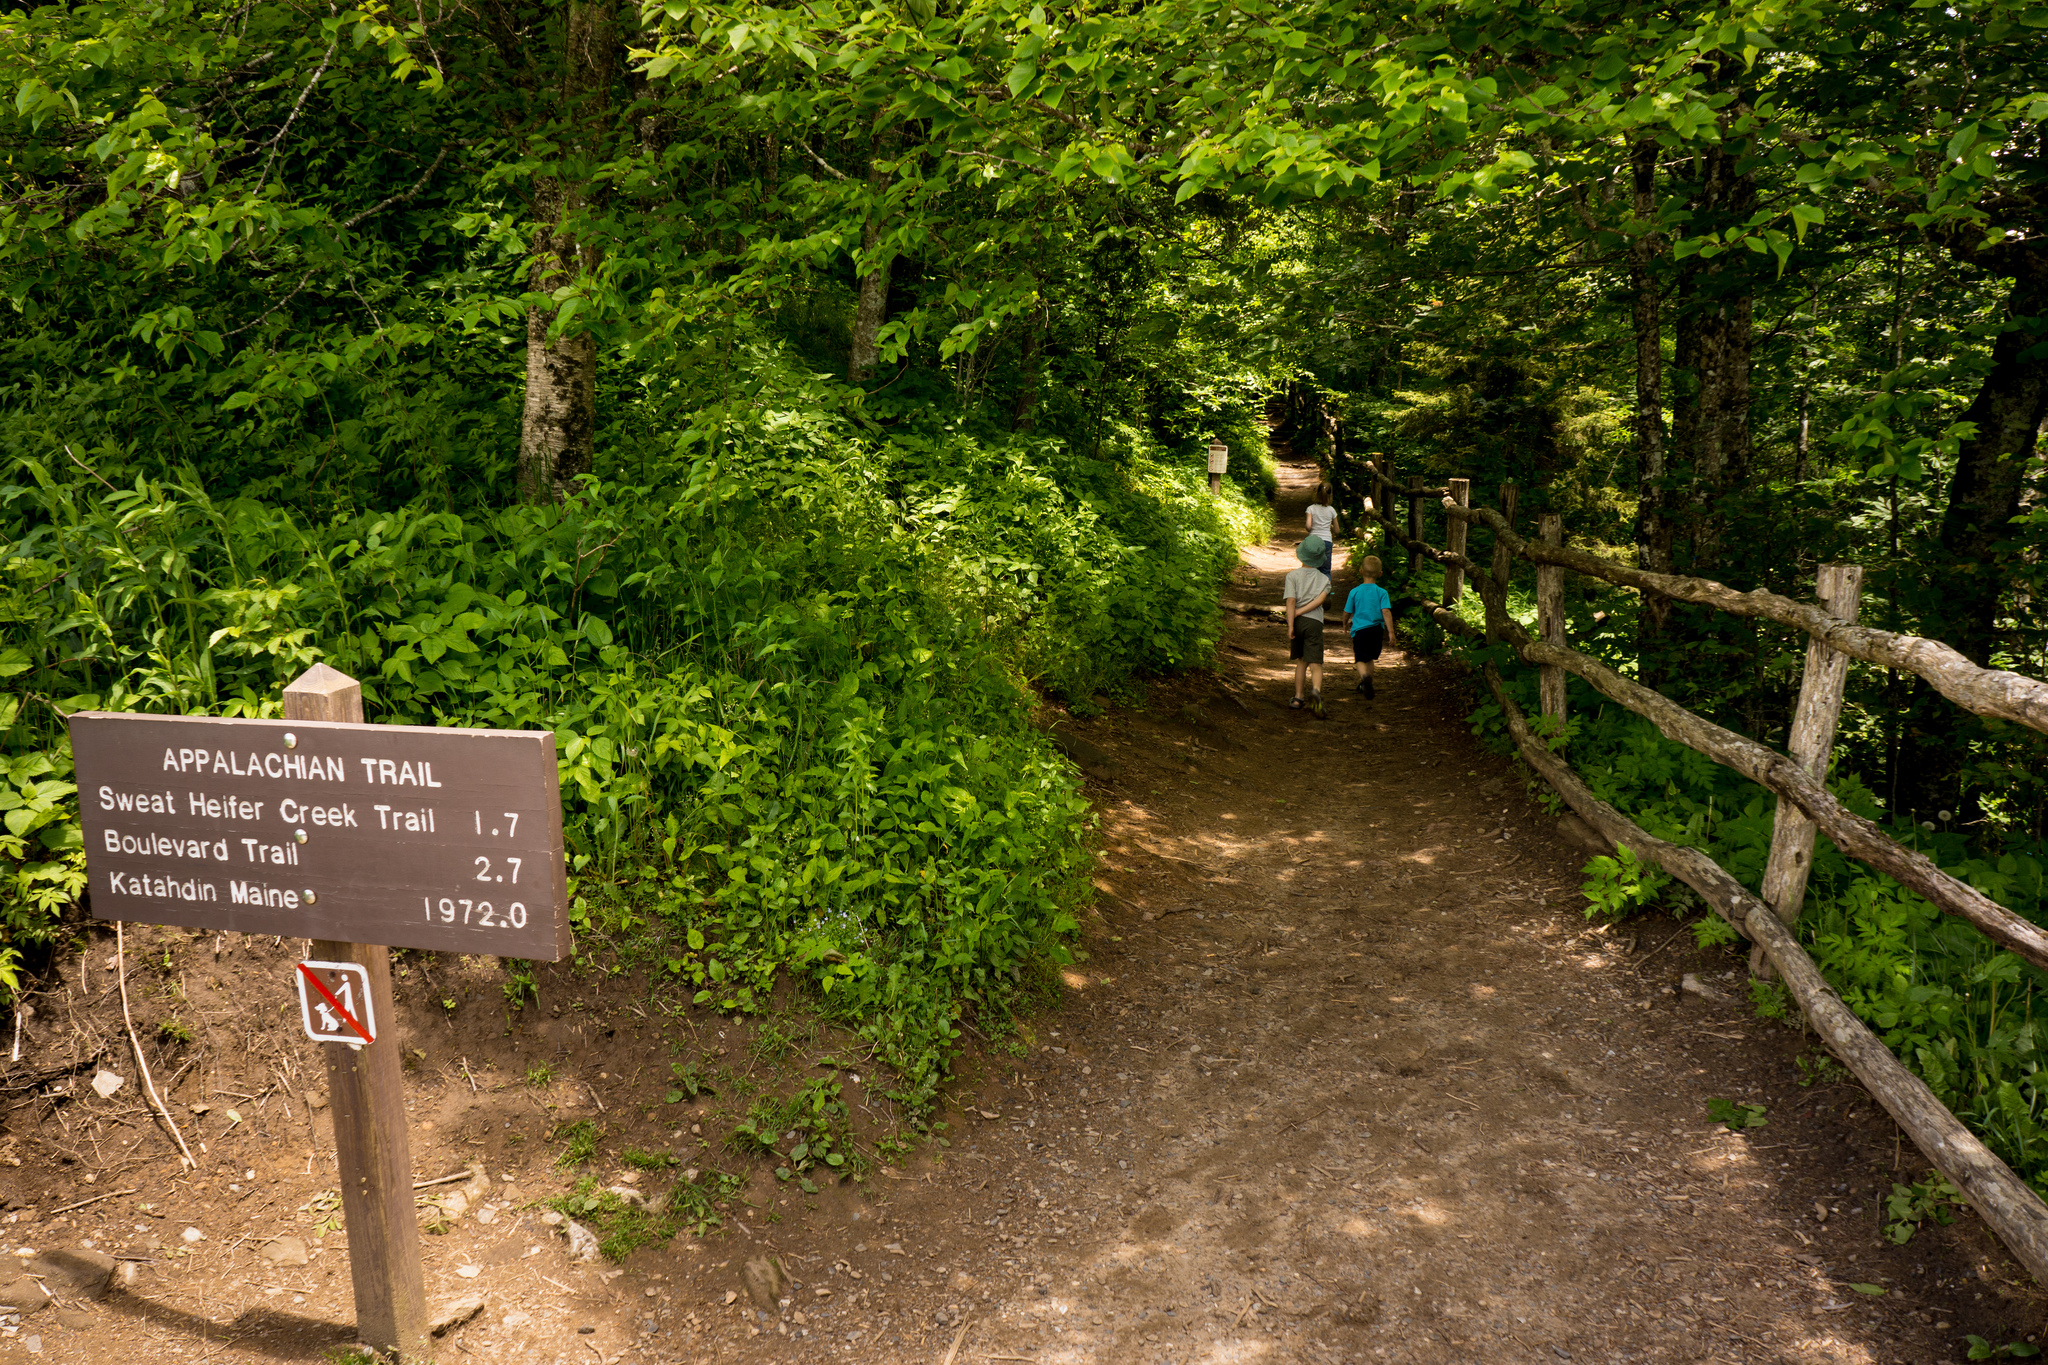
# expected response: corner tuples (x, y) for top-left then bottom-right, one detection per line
(1207, 440), (1229, 496)
(69, 661), (571, 1361)
(288, 664), (425, 1362)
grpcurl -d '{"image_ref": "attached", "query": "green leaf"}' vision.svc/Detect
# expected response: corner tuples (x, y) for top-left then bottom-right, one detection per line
(1847, 1282), (1885, 1296)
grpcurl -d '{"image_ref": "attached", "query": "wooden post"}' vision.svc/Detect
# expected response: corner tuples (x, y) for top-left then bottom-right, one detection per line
(283, 664), (429, 1362)
(1442, 478), (1471, 607)
(1537, 514), (1567, 726)
(1404, 474), (1424, 586)
(1754, 565), (1865, 975)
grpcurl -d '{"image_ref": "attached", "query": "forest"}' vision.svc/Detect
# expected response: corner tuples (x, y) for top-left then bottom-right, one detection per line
(3, 0), (2047, 1200)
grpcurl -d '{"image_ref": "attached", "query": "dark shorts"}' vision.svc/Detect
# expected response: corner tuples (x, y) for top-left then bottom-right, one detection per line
(1353, 625), (1385, 662)
(1290, 617), (1325, 663)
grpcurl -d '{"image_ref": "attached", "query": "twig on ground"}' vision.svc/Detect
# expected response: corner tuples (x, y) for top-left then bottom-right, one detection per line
(940, 1318), (972, 1365)
(49, 1187), (137, 1215)
(117, 923), (196, 1170)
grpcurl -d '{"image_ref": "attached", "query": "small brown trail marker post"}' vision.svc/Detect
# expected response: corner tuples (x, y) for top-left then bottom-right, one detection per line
(1537, 514), (1568, 729)
(284, 663), (427, 1361)
(1754, 565), (1864, 979)
(1441, 478), (1471, 607)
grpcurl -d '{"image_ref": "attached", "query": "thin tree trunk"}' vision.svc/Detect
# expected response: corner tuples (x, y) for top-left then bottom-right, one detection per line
(1891, 244), (2045, 820)
(519, 186), (600, 503)
(848, 132), (897, 384)
(1668, 141), (1756, 576)
(1012, 301), (1046, 430)
(1793, 284), (1817, 482)
(516, 0), (616, 502)
(1937, 253), (2048, 666)
(1629, 136), (1672, 668)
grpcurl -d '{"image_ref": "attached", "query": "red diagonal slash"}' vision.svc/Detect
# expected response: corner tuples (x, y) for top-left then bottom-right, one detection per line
(298, 963), (374, 1043)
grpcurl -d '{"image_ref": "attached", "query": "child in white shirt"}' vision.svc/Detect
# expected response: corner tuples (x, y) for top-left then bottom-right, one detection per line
(1305, 484), (1340, 581)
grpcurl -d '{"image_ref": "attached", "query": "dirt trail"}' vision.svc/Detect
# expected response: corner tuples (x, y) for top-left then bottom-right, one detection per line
(2, 448), (2033, 1365)
(867, 450), (2006, 1364)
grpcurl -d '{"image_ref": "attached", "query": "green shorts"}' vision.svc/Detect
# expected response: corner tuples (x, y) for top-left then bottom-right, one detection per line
(1289, 617), (1325, 664)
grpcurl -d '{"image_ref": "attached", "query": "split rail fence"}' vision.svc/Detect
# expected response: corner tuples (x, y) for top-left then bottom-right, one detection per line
(1361, 459), (2048, 1284)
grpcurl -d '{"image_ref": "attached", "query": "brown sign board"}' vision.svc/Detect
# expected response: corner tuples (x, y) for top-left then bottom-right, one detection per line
(69, 712), (571, 961)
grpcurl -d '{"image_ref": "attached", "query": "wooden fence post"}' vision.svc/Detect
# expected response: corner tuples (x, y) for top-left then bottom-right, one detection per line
(1405, 474), (1424, 586)
(1755, 564), (1865, 976)
(1442, 478), (1471, 607)
(1537, 514), (1567, 727)
(283, 664), (430, 1361)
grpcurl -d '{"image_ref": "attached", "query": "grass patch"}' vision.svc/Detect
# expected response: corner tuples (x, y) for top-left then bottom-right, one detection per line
(546, 1171), (741, 1260)
(726, 1078), (864, 1188)
(552, 1118), (603, 1167)
(620, 1148), (679, 1172)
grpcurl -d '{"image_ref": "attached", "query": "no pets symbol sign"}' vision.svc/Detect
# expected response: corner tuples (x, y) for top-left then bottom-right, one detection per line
(296, 960), (377, 1045)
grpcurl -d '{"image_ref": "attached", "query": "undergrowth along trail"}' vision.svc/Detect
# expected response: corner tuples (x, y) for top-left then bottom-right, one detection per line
(1, 405), (1271, 1114)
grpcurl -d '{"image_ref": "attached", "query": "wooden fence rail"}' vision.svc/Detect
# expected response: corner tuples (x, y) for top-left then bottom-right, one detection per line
(1352, 465), (2048, 1287)
(1449, 500), (2048, 737)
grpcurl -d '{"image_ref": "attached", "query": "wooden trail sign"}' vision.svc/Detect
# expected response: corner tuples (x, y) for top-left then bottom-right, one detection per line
(69, 687), (570, 960)
(67, 663), (572, 1360)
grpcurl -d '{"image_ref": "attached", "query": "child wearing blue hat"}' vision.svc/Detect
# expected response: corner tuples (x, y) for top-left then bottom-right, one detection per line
(1285, 536), (1331, 716)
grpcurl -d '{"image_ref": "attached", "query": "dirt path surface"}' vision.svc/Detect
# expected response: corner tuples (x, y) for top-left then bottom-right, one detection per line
(3, 448), (2040, 1364)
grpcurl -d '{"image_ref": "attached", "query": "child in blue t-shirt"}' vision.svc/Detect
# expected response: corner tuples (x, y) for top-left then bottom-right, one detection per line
(1342, 555), (1396, 699)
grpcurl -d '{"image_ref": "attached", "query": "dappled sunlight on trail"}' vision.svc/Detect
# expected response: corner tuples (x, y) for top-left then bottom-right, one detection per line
(913, 440), (1985, 1365)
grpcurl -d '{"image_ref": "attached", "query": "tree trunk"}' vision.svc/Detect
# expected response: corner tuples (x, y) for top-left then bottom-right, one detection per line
(848, 132), (897, 384)
(1937, 252), (2048, 666)
(1668, 144), (1756, 576)
(1011, 301), (1046, 430)
(516, 0), (615, 502)
(1629, 136), (1673, 667)
(518, 197), (599, 503)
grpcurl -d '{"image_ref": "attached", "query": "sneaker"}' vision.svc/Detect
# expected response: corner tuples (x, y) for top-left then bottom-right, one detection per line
(1364, 679), (1377, 699)
(1311, 690), (1324, 718)
(1354, 679), (1368, 694)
